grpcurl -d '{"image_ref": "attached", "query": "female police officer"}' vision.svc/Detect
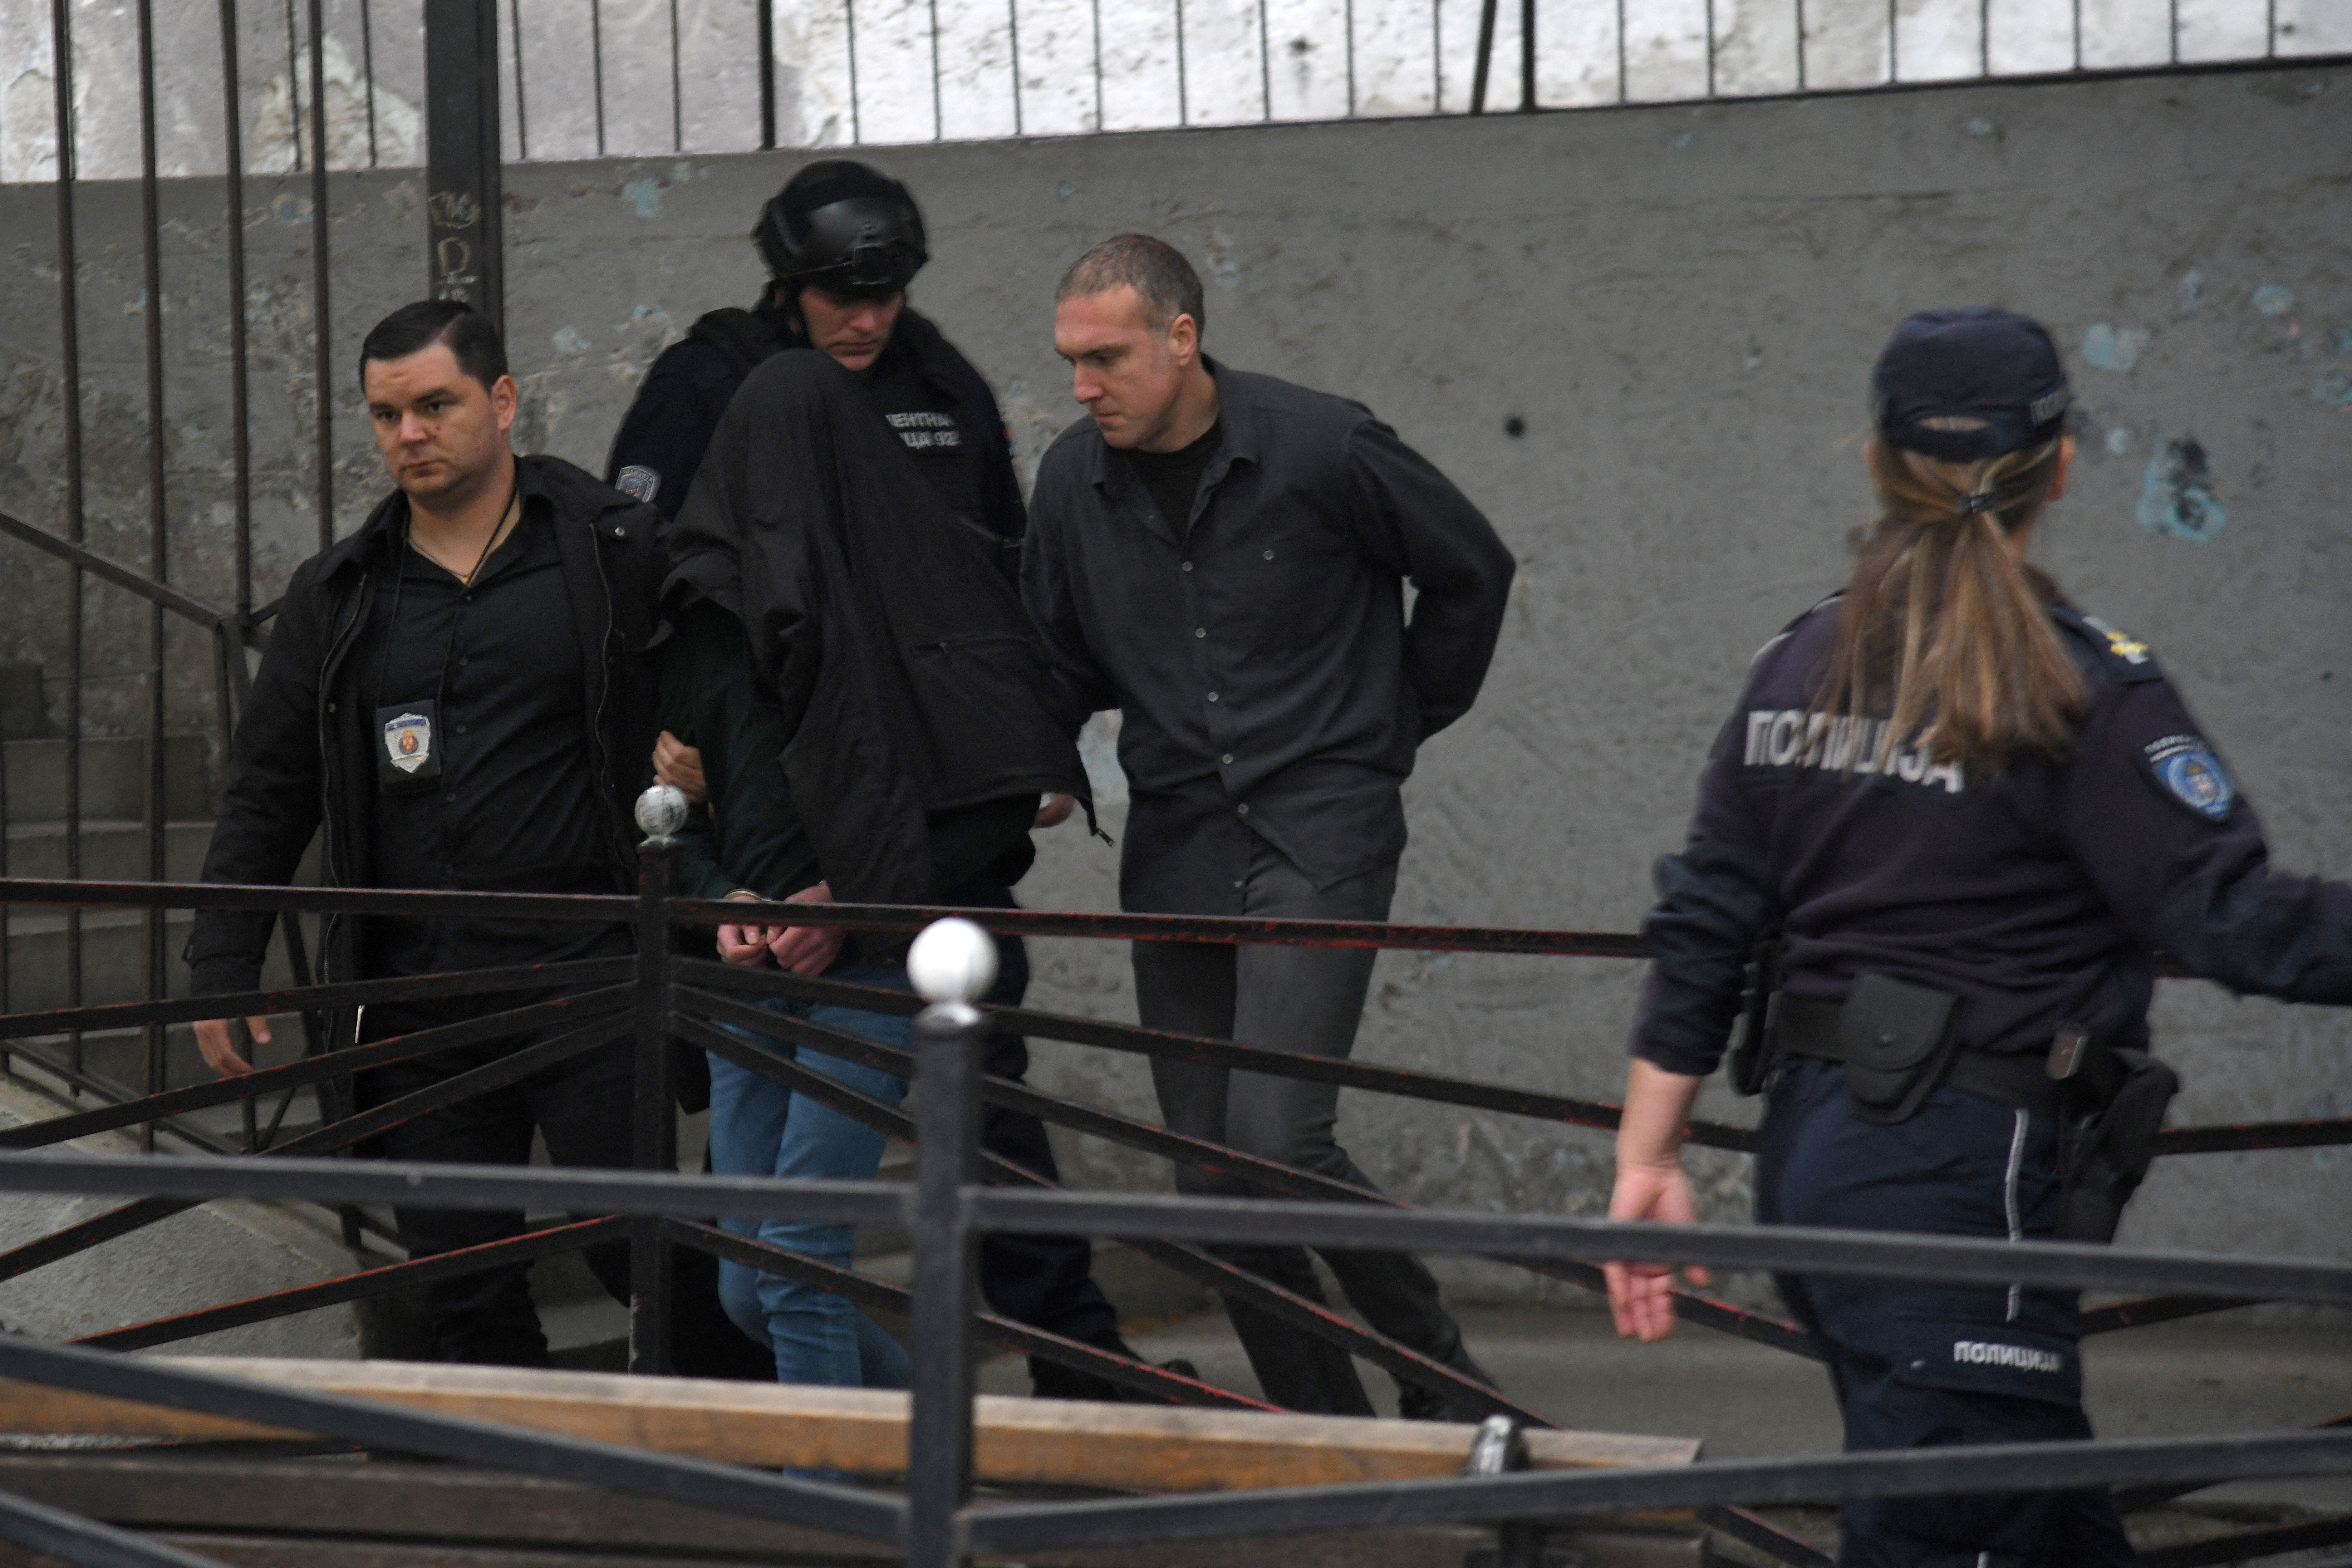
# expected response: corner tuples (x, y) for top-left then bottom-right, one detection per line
(1604, 306), (2352, 1566)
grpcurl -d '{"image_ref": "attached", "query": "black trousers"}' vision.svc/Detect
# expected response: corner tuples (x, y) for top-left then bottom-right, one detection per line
(1757, 1057), (2139, 1568)
(355, 1002), (767, 1376)
(1130, 840), (1463, 1414)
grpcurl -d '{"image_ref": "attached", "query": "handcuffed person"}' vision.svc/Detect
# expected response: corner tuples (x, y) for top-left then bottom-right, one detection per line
(1022, 236), (1518, 1417)
(638, 163), (1171, 1396)
(1605, 308), (2352, 1566)
(184, 301), (761, 1375)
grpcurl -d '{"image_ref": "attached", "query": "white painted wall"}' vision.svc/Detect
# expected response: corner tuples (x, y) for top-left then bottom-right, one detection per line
(2, 0), (2340, 183)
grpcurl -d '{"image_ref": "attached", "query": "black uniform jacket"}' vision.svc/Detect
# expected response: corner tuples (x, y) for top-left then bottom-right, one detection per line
(1633, 594), (2352, 1076)
(605, 295), (1028, 558)
(186, 456), (665, 1007)
(662, 349), (1087, 912)
(1022, 362), (1515, 914)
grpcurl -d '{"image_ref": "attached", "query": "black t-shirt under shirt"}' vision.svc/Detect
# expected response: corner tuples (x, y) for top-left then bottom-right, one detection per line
(1124, 419), (1223, 536)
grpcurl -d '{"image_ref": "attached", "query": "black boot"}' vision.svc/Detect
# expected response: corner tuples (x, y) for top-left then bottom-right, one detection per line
(1028, 1332), (1202, 1402)
(1395, 1336), (1501, 1422)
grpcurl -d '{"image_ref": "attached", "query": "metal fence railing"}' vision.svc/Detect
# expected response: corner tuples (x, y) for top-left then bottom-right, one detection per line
(2, 0), (2345, 184)
(0, 859), (2349, 1567)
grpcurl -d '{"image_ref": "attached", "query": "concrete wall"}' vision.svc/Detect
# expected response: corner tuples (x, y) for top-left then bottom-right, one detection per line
(3, 63), (2347, 1301)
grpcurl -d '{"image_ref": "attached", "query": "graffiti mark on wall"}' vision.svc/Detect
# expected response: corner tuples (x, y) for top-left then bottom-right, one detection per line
(2137, 437), (2226, 544)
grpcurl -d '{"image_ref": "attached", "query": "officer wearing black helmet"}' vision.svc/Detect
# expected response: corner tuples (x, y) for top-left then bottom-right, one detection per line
(607, 161), (1157, 1401)
(605, 160), (1023, 563)
(1605, 308), (2352, 1566)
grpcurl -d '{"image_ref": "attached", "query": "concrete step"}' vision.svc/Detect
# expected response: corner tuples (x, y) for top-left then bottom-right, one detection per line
(0, 1077), (365, 1358)
(3, 734), (212, 821)
(4, 819), (212, 882)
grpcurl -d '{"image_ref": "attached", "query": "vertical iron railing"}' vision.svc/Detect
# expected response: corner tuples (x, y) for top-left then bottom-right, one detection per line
(627, 830), (678, 1375)
(907, 967), (985, 1568)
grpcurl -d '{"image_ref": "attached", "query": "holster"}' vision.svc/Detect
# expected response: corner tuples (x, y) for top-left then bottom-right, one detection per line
(2053, 1033), (2180, 1244)
(1725, 935), (1782, 1098)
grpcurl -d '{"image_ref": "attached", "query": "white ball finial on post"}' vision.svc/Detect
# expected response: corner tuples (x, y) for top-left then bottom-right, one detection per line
(907, 916), (998, 1008)
(634, 782), (690, 846)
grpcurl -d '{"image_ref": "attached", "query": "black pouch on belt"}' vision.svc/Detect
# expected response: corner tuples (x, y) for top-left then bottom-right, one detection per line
(2054, 1037), (2180, 1244)
(1839, 971), (1964, 1125)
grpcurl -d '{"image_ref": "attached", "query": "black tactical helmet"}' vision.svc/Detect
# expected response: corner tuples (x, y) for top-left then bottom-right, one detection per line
(754, 160), (928, 299)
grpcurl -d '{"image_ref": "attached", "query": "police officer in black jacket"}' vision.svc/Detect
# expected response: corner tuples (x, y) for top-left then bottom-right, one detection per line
(612, 163), (1161, 1400)
(186, 301), (760, 1374)
(1606, 308), (2352, 1566)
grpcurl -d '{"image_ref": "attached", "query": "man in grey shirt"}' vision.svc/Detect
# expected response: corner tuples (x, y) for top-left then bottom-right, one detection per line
(1023, 235), (1516, 1416)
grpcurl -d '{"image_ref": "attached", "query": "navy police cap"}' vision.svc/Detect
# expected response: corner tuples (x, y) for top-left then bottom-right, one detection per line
(1870, 307), (2071, 463)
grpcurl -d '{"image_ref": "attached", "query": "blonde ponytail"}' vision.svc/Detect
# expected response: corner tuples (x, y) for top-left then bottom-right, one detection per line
(1813, 437), (2085, 774)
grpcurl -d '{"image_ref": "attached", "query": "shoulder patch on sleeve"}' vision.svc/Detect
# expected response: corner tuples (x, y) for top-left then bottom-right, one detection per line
(2051, 605), (2165, 684)
(614, 464), (661, 505)
(2144, 733), (2236, 822)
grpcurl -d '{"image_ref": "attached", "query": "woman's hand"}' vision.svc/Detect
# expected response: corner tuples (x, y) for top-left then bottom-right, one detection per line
(1602, 1058), (1710, 1343)
(716, 889), (774, 967)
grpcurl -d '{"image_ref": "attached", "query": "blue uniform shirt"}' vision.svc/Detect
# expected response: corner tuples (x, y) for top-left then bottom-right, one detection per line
(1633, 595), (2352, 1076)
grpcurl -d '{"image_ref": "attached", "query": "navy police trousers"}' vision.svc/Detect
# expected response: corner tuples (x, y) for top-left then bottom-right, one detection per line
(1756, 1057), (2140, 1568)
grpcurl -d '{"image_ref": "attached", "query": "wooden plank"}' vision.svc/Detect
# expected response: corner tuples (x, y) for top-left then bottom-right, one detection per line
(0, 1455), (1707, 1568)
(0, 1358), (1698, 1495)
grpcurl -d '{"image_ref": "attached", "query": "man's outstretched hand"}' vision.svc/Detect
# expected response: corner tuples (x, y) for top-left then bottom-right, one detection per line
(194, 1015), (271, 1078)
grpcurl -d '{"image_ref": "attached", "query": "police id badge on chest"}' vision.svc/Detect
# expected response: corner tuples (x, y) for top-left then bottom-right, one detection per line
(377, 701), (443, 791)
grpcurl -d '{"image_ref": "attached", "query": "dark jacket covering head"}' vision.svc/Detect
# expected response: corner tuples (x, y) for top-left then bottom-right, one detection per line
(605, 299), (1028, 555)
(663, 346), (1088, 911)
(185, 456), (665, 1009)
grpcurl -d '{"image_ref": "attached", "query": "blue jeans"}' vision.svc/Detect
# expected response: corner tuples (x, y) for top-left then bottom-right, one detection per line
(706, 960), (914, 1389)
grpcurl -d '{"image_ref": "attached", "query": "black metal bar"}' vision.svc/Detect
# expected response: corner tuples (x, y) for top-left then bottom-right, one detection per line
(8, 1146), (2351, 1308)
(1697, 1505), (1833, 1567)
(670, 894), (1649, 957)
(2080, 1294), (2258, 1335)
(0, 1017), (626, 1286)
(0, 876), (631, 921)
(0, 1485), (235, 1568)
(1517, 0), (1533, 108)
(75, 1218), (626, 1351)
(509, 0), (529, 161)
(0, 959), (633, 1048)
(0, 514), (256, 641)
(2113, 1413), (2352, 1514)
(0, 1149), (902, 1228)
(962, 1189), (2352, 1306)
(2153, 1118), (2352, 1155)
(45, 0), (85, 1093)
(424, 0), (505, 327)
(306, 0), (333, 551)
(362, 0), (379, 162)
(0, 985), (631, 1148)
(962, 1429), (2352, 1556)
(907, 985), (982, 1568)
(663, 1218), (1277, 1410)
(217, 0), (253, 621)
(628, 838), (676, 1375)
(0, 1337), (904, 1544)
(132, 0), (171, 1153)
(2140, 1513), (2352, 1568)
(758, 0), (777, 145)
